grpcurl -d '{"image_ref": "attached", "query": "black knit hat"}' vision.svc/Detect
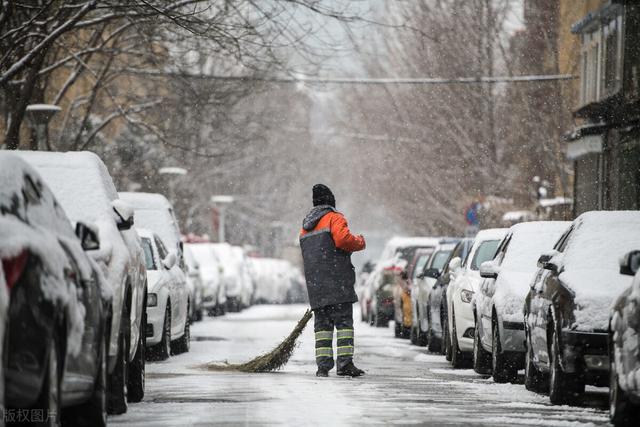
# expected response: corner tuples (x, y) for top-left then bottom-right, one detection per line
(312, 184), (335, 207)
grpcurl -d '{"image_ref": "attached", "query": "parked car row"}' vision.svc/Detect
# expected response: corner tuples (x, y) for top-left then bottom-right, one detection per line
(360, 211), (640, 426)
(0, 151), (200, 424)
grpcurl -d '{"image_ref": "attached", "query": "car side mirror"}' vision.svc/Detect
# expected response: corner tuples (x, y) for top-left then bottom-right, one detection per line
(479, 261), (500, 279)
(424, 268), (441, 279)
(75, 222), (100, 251)
(537, 252), (560, 273)
(620, 250), (640, 276)
(112, 200), (134, 231)
(448, 257), (461, 271)
(163, 252), (177, 270)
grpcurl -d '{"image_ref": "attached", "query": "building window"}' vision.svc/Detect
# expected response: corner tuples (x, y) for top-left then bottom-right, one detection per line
(579, 10), (624, 106)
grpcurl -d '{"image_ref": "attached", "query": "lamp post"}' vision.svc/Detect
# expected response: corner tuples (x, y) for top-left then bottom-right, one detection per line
(159, 166), (187, 205)
(210, 195), (234, 243)
(25, 104), (61, 150)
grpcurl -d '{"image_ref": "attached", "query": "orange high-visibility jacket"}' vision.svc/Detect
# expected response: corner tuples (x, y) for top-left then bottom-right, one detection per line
(299, 211), (365, 252)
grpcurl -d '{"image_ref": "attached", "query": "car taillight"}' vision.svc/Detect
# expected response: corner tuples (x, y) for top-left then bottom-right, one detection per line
(384, 266), (401, 272)
(2, 250), (28, 290)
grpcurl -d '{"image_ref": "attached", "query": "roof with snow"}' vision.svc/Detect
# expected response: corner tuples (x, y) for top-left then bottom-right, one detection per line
(119, 192), (181, 251)
(14, 150), (118, 223)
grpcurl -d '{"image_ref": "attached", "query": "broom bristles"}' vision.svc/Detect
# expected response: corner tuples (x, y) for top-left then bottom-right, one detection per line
(203, 309), (313, 373)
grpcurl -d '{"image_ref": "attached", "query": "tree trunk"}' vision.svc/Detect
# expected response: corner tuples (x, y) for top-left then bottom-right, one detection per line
(4, 49), (47, 149)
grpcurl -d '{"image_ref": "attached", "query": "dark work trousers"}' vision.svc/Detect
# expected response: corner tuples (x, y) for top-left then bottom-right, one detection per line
(313, 303), (354, 371)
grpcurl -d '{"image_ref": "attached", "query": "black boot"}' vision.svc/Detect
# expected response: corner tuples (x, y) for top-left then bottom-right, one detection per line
(316, 368), (329, 377)
(337, 362), (365, 377)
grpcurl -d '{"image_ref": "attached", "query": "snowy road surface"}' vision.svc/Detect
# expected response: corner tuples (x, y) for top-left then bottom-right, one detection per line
(111, 305), (611, 426)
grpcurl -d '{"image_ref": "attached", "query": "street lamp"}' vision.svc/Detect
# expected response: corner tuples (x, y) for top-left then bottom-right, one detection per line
(25, 104), (61, 150)
(159, 166), (188, 205)
(210, 195), (234, 243)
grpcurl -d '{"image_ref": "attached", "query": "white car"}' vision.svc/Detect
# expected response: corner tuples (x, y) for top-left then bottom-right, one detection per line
(184, 245), (205, 321)
(16, 150), (147, 413)
(446, 228), (507, 368)
(412, 242), (457, 346)
(186, 243), (226, 316)
(250, 258), (294, 304)
(138, 229), (190, 360)
(210, 243), (245, 312)
(119, 192), (183, 261)
(231, 246), (254, 309)
(473, 221), (569, 382)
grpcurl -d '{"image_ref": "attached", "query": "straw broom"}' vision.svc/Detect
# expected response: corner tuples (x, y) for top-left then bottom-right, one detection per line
(203, 309), (313, 373)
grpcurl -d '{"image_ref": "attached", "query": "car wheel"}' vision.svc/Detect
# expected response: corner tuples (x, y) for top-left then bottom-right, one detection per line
(150, 303), (171, 361)
(418, 317), (429, 347)
(127, 309), (146, 403)
(374, 308), (386, 328)
(36, 332), (61, 426)
(394, 321), (401, 337)
(426, 308), (439, 351)
(473, 316), (492, 375)
(195, 308), (203, 322)
(65, 327), (108, 427)
(549, 325), (584, 405)
(491, 320), (516, 383)
(609, 332), (639, 425)
(172, 302), (191, 355)
(107, 328), (128, 415)
(444, 315), (452, 361)
(524, 332), (547, 393)
(450, 310), (469, 368)
(410, 325), (418, 345)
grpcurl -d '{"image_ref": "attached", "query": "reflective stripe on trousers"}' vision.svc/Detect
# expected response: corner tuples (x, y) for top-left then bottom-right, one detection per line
(315, 330), (333, 359)
(336, 329), (354, 357)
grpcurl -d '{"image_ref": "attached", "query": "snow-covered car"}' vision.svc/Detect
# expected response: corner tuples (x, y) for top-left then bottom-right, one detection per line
(231, 245), (254, 309)
(119, 192), (183, 264)
(184, 245), (205, 321)
(250, 258), (294, 304)
(473, 221), (569, 382)
(286, 266), (307, 304)
(1, 153), (111, 425)
(445, 228), (507, 368)
(138, 229), (190, 360)
(356, 261), (375, 321)
(524, 211), (640, 405)
(186, 243), (226, 316)
(391, 238), (442, 338)
(16, 150), (148, 413)
(429, 238), (473, 354)
(366, 237), (440, 329)
(209, 243), (246, 312)
(412, 242), (457, 348)
(609, 250), (640, 426)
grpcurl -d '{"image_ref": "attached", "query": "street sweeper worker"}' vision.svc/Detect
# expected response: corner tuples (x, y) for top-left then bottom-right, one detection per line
(299, 184), (366, 377)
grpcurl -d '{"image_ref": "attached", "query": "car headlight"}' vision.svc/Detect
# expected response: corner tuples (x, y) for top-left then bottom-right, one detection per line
(147, 293), (158, 307)
(460, 290), (474, 304)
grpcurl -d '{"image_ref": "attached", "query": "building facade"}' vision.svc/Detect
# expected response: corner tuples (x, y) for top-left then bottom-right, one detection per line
(565, 1), (640, 215)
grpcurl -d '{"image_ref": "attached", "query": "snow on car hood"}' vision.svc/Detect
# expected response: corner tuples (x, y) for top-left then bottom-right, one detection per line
(494, 270), (536, 323)
(560, 269), (634, 331)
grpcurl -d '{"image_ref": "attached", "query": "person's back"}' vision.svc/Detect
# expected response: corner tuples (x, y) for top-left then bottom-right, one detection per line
(299, 184), (366, 377)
